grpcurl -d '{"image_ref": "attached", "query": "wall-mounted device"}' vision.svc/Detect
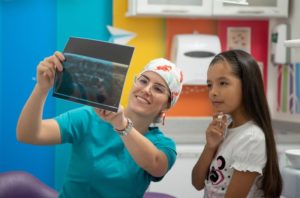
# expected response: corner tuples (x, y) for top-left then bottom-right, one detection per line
(271, 23), (289, 64)
(171, 34), (221, 85)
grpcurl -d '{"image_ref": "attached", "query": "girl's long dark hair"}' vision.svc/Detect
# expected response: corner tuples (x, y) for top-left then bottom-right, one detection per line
(210, 50), (282, 197)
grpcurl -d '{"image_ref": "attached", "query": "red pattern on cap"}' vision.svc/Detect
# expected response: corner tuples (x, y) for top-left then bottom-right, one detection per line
(156, 65), (172, 71)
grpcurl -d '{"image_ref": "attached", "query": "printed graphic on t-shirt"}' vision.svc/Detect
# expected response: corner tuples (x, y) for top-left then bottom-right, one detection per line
(207, 155), (228, 191)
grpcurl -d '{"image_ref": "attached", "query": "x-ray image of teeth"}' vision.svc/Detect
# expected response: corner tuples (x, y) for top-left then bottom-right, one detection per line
(53, 37), (134, 112)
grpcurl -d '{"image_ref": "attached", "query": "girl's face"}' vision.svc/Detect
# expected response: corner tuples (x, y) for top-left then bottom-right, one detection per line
(207, 61), (244, 119)
(127, 71), (170, 120)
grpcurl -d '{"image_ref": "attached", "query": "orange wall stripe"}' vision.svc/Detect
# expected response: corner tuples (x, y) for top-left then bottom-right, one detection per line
(166, 18), (218, 117)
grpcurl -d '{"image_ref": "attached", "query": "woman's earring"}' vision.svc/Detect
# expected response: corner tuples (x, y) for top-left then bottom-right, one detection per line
(161, 112), (166, 125)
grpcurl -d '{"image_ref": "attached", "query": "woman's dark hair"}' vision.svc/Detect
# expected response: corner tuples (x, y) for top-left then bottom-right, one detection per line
(209, 49), (282, 197)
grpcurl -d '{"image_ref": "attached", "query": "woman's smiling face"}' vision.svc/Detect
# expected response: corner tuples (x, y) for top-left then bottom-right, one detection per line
(127, 71), (170, 120)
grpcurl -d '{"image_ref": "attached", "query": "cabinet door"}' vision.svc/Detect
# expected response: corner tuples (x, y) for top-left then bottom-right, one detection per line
(149, 146), (204, 198)
(213, 0), (289, 18)
(135, 0), (212, 17)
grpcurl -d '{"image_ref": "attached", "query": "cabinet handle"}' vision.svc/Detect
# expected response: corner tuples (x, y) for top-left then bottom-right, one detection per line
(237, 10), (264, 14)
(161, 9), (189, 13)
(177, 153), (199, 158)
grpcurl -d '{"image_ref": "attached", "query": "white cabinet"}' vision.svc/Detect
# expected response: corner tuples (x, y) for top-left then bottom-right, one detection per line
(213, 0), (289, 18)
(148, 145), (204, 198)
(127, 0), (289, 18)
(127, 0), (213, 17)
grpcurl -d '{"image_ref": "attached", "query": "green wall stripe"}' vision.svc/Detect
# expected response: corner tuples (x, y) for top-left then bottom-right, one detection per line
(54, 0), (112, 191)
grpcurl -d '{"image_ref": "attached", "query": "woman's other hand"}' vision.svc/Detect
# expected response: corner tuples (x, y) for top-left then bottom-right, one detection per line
(94, 105), (128, 132)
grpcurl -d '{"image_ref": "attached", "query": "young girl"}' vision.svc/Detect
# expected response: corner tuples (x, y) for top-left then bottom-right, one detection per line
(192, 50), (282, 197)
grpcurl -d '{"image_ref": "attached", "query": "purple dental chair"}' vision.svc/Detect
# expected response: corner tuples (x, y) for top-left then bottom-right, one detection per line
(0, 171), (58, 198)
(0, 171), (176, 198)
(143, 192), (176, 198)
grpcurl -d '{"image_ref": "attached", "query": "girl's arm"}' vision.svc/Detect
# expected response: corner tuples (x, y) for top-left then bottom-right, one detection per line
(225, 170), (259, 198)
(192, 145), (217, 190)
(192, 113), (227, 190)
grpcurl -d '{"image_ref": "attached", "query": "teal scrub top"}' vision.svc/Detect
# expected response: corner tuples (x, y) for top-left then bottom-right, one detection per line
(55, 106), (176, 198)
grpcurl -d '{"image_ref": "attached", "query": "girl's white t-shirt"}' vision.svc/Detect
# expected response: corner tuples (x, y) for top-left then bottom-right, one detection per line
(204, 120), (267, 198)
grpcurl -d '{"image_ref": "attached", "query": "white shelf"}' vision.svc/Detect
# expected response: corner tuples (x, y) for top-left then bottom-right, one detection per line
(284, 39), (300, 48)
(272, 111), (300, 127)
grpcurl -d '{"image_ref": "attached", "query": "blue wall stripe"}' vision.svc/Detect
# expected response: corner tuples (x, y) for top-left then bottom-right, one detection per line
(0, 3), (3, 159)
(0, 0), (56, 187)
